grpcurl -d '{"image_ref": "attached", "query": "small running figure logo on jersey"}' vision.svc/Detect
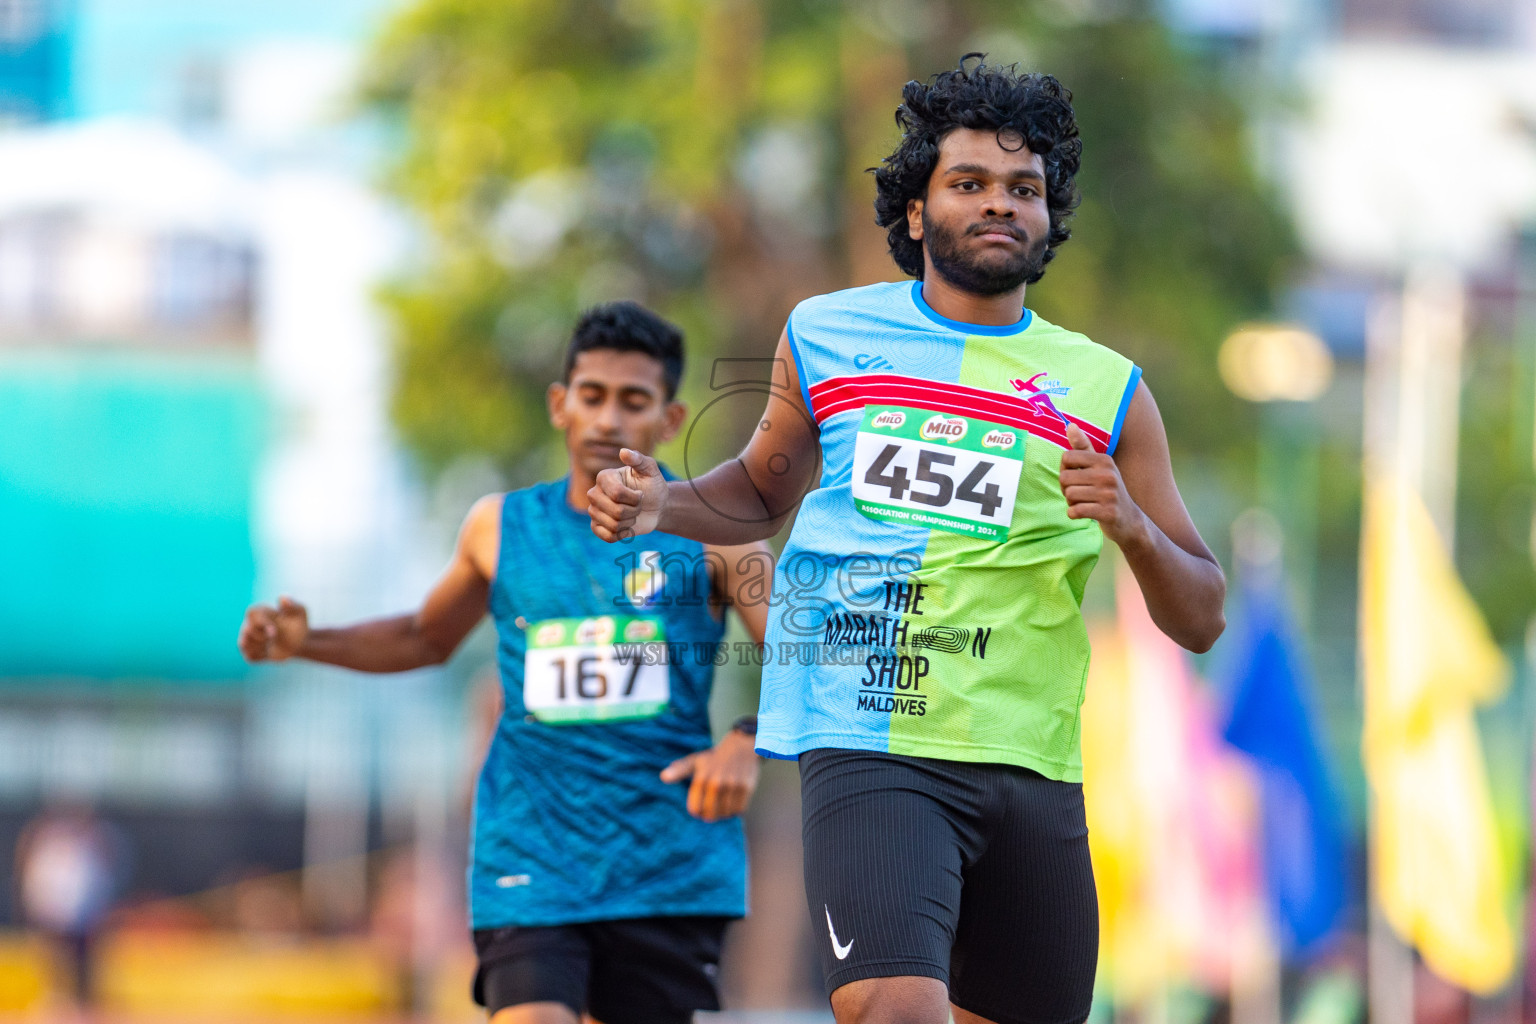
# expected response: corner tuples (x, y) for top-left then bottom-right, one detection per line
(825, 905), (854, 960)
(1009, 371), (1071, 425)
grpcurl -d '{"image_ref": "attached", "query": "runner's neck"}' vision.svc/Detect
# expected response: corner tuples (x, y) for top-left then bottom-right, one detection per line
(918, 276), (1028, 329)
(565, 471), (594, 512)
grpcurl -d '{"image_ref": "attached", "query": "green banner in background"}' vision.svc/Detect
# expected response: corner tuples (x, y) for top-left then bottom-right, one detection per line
(0, 352), (264, 682)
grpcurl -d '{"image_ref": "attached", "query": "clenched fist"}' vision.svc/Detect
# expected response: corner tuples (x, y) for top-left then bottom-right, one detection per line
(1058, 422), (1147, 548)
(587, 448), (669, 542)
(237, 596), (309, 662)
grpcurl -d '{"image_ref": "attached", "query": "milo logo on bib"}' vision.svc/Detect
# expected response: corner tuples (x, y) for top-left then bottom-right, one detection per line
(852, 405), (1027, 542)
(574, 617), (616, 645)
(623, 619), (660, 642)
(920, 415), (967, 442)
(982, 429), (1017, 450)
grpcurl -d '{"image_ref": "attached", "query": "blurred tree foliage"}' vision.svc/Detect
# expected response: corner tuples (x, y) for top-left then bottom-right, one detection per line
(1456, 329), (1536, 645)
(360, 0), (1296, 486)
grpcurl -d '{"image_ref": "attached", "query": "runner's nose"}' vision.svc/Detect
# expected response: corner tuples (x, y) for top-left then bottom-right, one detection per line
(979, 187), (1017, 220)
(594, 397), (622, 432)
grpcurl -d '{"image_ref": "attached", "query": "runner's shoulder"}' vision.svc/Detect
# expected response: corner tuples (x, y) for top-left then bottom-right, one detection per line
(1026, 316), (1136, 383)
(1023, 314), (1131, 364)
(465, 482), (567, 576)
(472, 480), (565, 544)
(788, 280), (910, 326)
(464, 491), (507, 530)
(460, 492), (509, 573)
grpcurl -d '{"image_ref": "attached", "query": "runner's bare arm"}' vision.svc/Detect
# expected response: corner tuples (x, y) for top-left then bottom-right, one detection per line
(706, 541), (774, 647)
(1058, 382), (1225, 651)
(588, 329), (819, 544)
(237, 495), (500, 671)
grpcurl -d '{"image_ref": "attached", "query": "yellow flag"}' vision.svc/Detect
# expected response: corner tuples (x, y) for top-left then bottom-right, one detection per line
(1360, 475), (1513, 993)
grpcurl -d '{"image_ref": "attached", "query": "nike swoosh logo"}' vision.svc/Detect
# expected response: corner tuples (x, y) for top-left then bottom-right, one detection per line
(825, 905), (854, 960)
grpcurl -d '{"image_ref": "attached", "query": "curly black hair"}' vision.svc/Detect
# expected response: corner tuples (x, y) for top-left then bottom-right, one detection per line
(873, 54), (1082, 283)
(564, 301), (684, 399)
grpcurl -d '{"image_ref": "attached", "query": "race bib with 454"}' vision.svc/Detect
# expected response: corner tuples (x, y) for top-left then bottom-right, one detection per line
(851, 405), (1025, 542)
(523, 615), (668, 724)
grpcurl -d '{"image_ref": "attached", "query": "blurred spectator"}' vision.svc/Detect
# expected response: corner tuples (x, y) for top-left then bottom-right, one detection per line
(13, 803), (129, 1008)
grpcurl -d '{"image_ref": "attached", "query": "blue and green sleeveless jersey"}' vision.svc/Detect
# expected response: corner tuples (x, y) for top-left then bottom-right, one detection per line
(758, 281), (1141, 782)
(472, 478), (744, 928)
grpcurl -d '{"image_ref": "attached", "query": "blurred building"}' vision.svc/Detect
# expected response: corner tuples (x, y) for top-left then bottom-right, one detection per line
(0, 0), (72, 122)
(1171, 0), (1536, 762)
(0, 0), (465, 928)
(1340, 0), (1534, 42)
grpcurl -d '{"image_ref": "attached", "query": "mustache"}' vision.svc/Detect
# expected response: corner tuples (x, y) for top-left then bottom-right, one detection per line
(964, 221), (1026, 242)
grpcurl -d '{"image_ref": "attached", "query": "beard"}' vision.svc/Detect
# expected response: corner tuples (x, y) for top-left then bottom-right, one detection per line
(922, 210), (1048, 296)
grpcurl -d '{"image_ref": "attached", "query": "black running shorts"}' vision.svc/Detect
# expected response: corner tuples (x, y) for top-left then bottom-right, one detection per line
(800, 748), (1098, 1024)
(472, 916), (730, 1024)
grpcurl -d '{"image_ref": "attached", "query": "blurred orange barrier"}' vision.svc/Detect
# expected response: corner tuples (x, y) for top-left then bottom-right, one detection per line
(0, 933), (55, 1013)
(95, 932), (402, 1017)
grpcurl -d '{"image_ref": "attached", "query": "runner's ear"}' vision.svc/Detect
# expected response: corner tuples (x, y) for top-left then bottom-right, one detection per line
(659, 399), (687, 442)
(906, 197), (925, 241)
(547, 382), (569, 430)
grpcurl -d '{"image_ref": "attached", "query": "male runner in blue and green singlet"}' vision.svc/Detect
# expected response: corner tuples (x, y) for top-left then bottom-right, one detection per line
(238, 302), (771, 1024)
(588, 57), (1227, 1024)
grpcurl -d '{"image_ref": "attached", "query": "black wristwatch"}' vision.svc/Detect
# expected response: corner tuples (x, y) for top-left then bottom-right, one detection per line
(730, 714), (758, 737)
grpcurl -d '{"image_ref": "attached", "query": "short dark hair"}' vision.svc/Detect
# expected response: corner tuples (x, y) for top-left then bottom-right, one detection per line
(873, 54), (1082, 283)
(563, 301), (684, 400)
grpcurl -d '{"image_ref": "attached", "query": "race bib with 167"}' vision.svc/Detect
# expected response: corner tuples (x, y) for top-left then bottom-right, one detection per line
(852, 405), (1024, 541)
(523, 615), (668, 724)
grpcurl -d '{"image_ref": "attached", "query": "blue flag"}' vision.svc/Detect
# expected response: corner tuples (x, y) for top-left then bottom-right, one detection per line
(1222, 586), (1348, 956)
